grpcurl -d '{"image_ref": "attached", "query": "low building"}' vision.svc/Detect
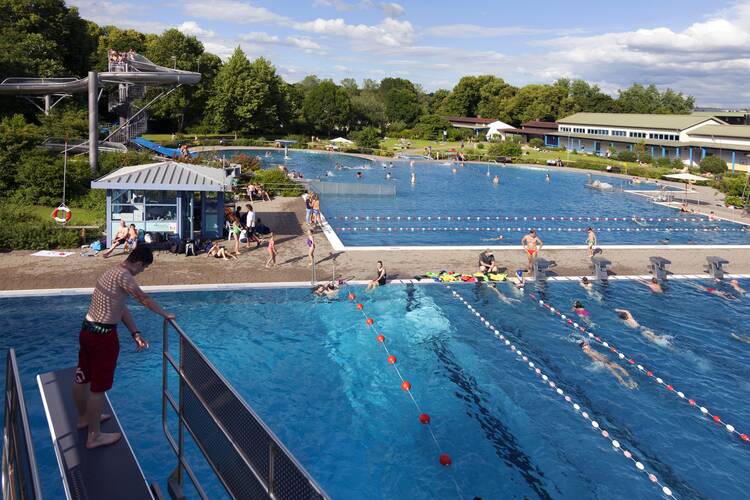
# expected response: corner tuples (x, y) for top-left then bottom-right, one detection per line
(444, 116), (497, 137)
(485, 120), (516, 140)
(508, 120), (559, 146)
(91, 160), (235, 244)
(555, 112), (750, 172)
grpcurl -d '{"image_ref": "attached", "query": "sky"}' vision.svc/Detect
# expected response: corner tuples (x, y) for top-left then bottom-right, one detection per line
(68, 0), (750, 107)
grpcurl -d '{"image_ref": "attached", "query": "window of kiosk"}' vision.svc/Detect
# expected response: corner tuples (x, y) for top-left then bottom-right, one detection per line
(110, 189), (178, 242)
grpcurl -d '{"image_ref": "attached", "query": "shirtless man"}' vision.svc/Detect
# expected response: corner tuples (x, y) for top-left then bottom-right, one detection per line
(614, 308), (639, 329)
(642, 277), (663, 293)
(729, 279), (746, 294)
(521, 229), (543, 270)
(488, 284), (519, 304)
(691, 282), (736, 300)
(102, 219), (129, 258)
(580, 341), (637, 389)
(614, 308), (666, 344)
(72, 247), (175, 449)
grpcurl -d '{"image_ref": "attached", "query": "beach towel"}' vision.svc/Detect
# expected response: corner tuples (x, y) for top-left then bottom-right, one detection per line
(31, 251), (74, 257)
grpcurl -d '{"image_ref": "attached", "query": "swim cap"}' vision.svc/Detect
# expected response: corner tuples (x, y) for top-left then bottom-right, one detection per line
(516, 270), (524, 278)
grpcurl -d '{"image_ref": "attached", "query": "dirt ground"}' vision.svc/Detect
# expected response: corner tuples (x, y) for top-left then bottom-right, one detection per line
(2, 196), (750, 292)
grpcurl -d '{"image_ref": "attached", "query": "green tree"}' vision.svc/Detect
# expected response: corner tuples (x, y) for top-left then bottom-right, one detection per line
(302, 80), (351, 135)
(350, 91), (386, 129)
(699, 155), (727, 175)
(487, 138), (522, 158)
(442, 75), (499, 117)
(428, 89), (450, 114)
(0, 114), (42, 192)
(353, 126), (381, 149)
(476, 78), (517, 121)
(413, 114), (451, 140)
(39, 106), (88, 139)
(91, 26), (149, 71)
(384, 88), (420, 125)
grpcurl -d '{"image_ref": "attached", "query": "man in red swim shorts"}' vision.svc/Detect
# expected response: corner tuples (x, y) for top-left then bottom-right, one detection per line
(521, 229), (543, 271)
(73, 246), (175, 449)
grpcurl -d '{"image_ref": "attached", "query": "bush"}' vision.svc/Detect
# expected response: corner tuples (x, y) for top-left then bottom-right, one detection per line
(353, 126), (381, 149)
(724, 195), (746, 208)
(487, 139), (522, 158)
(653, 157), (674, 168)
(717, 175), (747, 196)
(699, 155), (727, 175)
(616, 150), (637, 162)
(476, 143), (484, 150)
(252, 169), (304, 197)
(233, 154), (261, 173)
(387, 121), (408, 134)
(0, 205), (81, 249)
(528, 138), (544, 149)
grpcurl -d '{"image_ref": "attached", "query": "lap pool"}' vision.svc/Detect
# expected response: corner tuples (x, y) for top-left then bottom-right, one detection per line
(217, 149), (750, 247)
(2, 279), (749, 498)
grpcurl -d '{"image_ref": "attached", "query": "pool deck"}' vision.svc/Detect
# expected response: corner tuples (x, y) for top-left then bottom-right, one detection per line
(2, 196), (750, 292)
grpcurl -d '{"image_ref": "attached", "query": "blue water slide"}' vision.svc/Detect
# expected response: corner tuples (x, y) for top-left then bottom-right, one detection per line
(132, 136), (195, 158)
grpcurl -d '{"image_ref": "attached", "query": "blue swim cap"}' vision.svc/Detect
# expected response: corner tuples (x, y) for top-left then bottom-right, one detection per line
(516, 270), (524, 278)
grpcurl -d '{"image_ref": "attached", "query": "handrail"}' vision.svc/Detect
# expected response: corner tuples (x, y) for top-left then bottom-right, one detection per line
(161, 318), (328, 500)
(3, 349), (43, 500)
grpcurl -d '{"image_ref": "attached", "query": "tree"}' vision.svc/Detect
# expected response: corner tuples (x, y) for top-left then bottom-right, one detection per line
(487, 138), (522, 158)
(699, 155), (727, 175)
(91, 26), (149, 71)
(302, 80), (351, 135)
(350, 91), (386, 129)
(413, 114), (451, 140)
(340, 78), (359, 95)
(529, 138), (544, 149)
(354, 126), (381, 149)
(441, 75), (499, 117)
(384, 88), (420, 125)
(476, 78), (517, 120)
(0, 114), (42, 192)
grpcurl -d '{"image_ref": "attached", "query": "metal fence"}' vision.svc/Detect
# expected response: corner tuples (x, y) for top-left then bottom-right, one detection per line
(162, 319), (328, 500)
(2, 349), (43, 500)
(307, 180), (395, 196)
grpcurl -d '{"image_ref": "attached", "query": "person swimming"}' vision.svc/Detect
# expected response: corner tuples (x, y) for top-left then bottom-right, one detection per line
(411, 172), (416, 184)
(729, 279), (746, 294)
(488, 283), (519, 304)
(385, 172), (392, 179)
(545, 173), (551, 182)
(579, 341), (637, 389)
(731, 332), (750, 345)
(573, 300), (591, 317)
(642, 277), (663, 293)
(691, 282), (736, 300)
(614, 308), (639, 328)
(492, 175), (500, 185)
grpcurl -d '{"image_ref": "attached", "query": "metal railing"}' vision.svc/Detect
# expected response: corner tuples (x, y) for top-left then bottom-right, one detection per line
(161, 319), (328, 500)
(2, 349), (43, 500)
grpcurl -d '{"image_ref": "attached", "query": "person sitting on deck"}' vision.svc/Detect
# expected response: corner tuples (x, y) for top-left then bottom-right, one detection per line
(206, 242), (236, 260)
(102, 220), (129, 258)
(478, 249), (498, 274)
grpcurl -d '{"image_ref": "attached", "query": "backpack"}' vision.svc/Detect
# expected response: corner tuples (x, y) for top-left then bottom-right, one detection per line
(176, 240), (187, 254)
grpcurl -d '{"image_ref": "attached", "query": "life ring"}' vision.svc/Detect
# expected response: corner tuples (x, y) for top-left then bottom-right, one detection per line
(52, 204), (72, 224)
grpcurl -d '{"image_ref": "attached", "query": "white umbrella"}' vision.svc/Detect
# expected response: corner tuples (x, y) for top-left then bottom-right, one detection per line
(330, 137), (353, 144)
(663, 172), (710, 203)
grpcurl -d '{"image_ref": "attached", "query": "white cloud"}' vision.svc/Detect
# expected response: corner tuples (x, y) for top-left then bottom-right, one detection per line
(240, 32), (281, 43)
(178, 21), (215, 38)
(422, 24), (583, 38)
(380, 2), (405, 18)
(183, 1), (289, 24)
(286, 36), (323, 52)
(293, 17), (414, 47)
(313, 0), (354, 11)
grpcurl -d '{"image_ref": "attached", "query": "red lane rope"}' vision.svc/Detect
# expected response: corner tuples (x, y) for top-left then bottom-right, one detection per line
(336, 215), (711, 223)
(528, 292), (750, 445)
(346, 293), (464, 497)
(448, 287), (676, 498)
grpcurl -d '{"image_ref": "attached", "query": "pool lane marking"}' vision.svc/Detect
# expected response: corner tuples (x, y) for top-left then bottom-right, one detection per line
(347, 293), (465, 497)
(334, 215), (729, 223)
(447, 287), (676, 499)
(527, 292), (750, 445)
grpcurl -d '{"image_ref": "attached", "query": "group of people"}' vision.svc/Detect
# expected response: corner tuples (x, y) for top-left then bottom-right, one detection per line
(107, 49), (136, 65)
(101, 219), (138, 258)
(223, 204), (277, 266)
(246, 183), (271, 202)
(303, 191), (321, 226)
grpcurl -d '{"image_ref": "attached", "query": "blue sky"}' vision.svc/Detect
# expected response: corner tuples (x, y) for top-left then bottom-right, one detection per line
(69, 0), (750, 106)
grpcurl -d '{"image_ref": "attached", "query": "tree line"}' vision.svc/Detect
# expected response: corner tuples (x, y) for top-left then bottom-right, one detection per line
(1, 0), (696, 143)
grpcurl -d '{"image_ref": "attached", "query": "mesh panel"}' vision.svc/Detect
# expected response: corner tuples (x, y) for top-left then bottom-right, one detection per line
(179, 336), (326, 499)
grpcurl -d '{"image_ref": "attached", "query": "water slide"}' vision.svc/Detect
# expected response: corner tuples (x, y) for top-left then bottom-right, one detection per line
(132, 136), (196, 158)
(0, 54), (200, 95)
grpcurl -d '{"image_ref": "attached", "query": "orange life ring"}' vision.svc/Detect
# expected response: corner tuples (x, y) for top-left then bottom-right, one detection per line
(52, 205), (72, 224)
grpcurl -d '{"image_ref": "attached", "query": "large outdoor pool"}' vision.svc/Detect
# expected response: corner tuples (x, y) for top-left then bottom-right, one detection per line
(2, 280), (749, 498)
(217, 149), (750, 247)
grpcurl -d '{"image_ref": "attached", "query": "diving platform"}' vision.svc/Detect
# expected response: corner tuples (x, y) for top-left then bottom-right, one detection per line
(37, 367), (155, 500)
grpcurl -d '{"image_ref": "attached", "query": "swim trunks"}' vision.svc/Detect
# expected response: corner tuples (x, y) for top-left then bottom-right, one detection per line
(526, 248), (537, 256)
(75, 319), (120, 393)
(307, 238), (313, 248)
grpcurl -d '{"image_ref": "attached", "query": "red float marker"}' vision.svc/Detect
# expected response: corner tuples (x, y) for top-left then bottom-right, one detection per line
(439, 453), (452, 466)
(376, 335), (384, 343)
(366, 318), (374, 326)
(356, 303), (364, 310)
(347, 292), (356, 301)
(420, 413), (431, 424)
(401, 381), (411, 391)
(387, 355), (397, 364)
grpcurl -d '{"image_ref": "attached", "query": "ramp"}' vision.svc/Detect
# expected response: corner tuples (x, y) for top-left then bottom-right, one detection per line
(37, 367), (153, 500)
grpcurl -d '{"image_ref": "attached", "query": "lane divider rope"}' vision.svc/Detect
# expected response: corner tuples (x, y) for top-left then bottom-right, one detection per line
(347, 292), (464, 497)
(335, 226), (745, 233)
(447, 286), (676, 498)
(527, 292), (750, 445)
(335, 215), (712, 223)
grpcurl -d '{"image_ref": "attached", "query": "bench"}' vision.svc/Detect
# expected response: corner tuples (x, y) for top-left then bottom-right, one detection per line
(704, 256), (729, 280)
(648, 256), (671, 281)
(591, 257), (612, 281)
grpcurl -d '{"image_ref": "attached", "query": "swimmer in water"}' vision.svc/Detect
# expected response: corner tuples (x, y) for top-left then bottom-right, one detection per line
(452, 167), (458, 174)
(488, 283), (519, 304)
(580, 277), (592, 291)
(410, 160), (415, 167)
(731, 332), (750, 345)
(690, 282), (736, 300)
(385, 172), (392, 179)
(729, 279), (746, 294)
(614, 309), (669, 345)
(313, 282), (339, 299)
(614, 308), (639, 328)
(545, 173), (551, 182)
(573, 300), (590, 317)
(492, 175), (500, 185)
(580, 276), (604, 302)
(642, 277), (663, 293)
(579, 341), (637, 389)
(356, 171), (363, 179)
(481, 234), (504, 241)
(411, 172), (416, 184)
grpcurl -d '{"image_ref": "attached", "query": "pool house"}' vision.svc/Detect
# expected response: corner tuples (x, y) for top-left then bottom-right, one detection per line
(91, 160), (235, 244)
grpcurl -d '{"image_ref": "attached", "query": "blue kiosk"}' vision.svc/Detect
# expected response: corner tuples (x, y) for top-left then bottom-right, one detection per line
(92, 161), (235, 243)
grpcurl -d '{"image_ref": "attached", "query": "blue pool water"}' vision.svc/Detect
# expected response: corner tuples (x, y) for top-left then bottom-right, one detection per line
(219, 149), (750, 247)
(2, 281), (749, 498)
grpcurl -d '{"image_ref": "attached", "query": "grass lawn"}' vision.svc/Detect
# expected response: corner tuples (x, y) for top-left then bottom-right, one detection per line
(30, 205), (104, 226)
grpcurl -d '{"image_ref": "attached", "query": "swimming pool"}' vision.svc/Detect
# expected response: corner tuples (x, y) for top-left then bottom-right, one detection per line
(1, 280), (748, 498)
(217, 149), (750, 247)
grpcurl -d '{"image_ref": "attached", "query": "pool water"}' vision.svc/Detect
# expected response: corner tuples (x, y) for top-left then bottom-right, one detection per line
(218, 149), (750, 247)
(2, 280), (749, 498)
